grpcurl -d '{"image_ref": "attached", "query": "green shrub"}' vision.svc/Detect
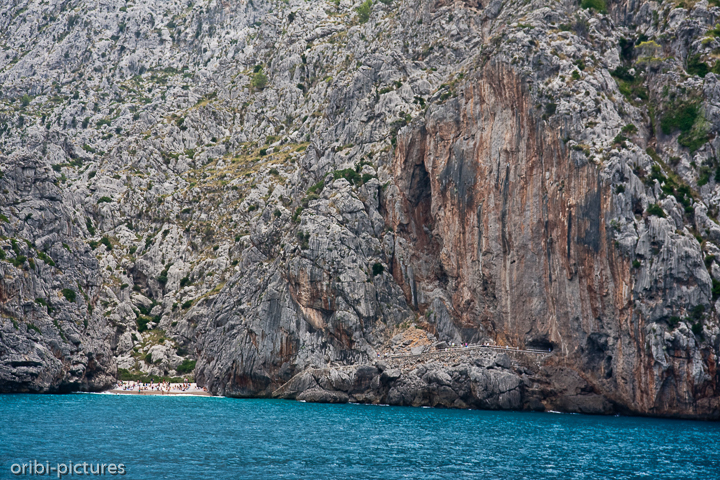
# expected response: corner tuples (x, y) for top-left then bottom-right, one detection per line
(544, 102), (557, 118)
(692, 322), (703, 335)
(356, 0), (373, 23)
(176, 359), (197, 374)
(611, 66), (634, 82)
(86, 218), (96, 235)
(581, 0), (607, 13)
(60, 288), (76, 302)
(687, 55), (709, 78)
(297, 231), (310, 249)
(661, 103), (698, 135)
(691, 304), (705, 320)
(621, 124), (638, 135)
(698, 167), (711, 186)
(333, 168), (362, 185)
(158, 263), (171, 286)
(37, 251), (55, 266)
(647, 204), (665, 217)
(668, 316), (681, 329)
(136, 315), (152, 332)
(182, 300), (193, 309)
(100, 236), (112, 251)
(97, 196), (112, 204)
(632, 260), (641, 269)
(610, 67), (649, 104)
(372, 263), (385, 276)
(616, 184), (626, 194)
(144, 353), (154, 364)
(307, 180), (324, 195)
(660, 102), (708, 153)
(250, 71), (268, 90)
(712, 279), (720, 299)
(292, 207), (303, 223)
(27, 323), (42, 335)
(129, 246), (137, 255)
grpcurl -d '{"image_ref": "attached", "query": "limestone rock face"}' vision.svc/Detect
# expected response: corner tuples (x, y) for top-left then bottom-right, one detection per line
(0, 155), (115, 392)
(387, 61), (718, 417)
(0, 0), (719, 417)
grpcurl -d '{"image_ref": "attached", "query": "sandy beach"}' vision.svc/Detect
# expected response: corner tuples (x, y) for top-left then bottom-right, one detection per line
(106, 381), (212, 396)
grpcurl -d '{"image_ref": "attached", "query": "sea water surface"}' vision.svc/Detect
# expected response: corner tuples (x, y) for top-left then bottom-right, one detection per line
(1, 394), (719, 479)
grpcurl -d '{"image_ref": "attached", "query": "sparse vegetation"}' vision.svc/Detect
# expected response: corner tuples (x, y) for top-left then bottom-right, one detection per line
(647, 204), (666, 218)
(250, 69), (268, 90)
(372, 263), (385, 276)
(356, 0), (373, 23)
(581, 0), (607, 13)
(176, 359), (197, 374)
(61, 288), (76, 302)
(661, 102), (708, 153)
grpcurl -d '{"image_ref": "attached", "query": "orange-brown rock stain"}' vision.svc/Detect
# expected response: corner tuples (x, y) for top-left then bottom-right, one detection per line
(385, 61), (718, 416)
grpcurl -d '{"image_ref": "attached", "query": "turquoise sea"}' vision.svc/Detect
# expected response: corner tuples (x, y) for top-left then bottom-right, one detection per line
(1, 394), (719, 479)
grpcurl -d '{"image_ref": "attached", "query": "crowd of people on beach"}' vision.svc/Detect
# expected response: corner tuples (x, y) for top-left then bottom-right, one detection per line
(115, 379), (208, 394)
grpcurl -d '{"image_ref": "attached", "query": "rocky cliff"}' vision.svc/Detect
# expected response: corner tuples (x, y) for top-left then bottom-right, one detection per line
(0, 0), (719, 418)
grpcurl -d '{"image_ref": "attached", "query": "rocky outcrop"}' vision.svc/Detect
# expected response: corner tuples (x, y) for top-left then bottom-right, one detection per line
(0, 154), (115, 392)
(273, 350), (526, 411)
(272, 347), (617, 415)
(386, 59), (719, 418)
